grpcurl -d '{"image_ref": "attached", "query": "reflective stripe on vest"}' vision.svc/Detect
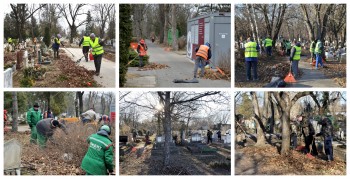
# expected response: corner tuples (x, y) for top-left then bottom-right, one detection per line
(139, 44), (147, 56)
(195, 45), (209, 60)
(315, 41), (322, 54)
(90, 37), (104, 55)
(310, 41), (315, 52)
(293, 46), (301, 60)
(265, 38), (272, 47)
(55, 38), (60, 45)
(82, 36), (90, 46)
(244, 42), (258, 58)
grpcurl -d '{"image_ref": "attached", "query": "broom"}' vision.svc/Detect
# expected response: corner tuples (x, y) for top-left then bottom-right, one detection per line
(284, 61), (297, 83)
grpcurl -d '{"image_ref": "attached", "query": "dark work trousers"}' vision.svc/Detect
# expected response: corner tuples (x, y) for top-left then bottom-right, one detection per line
(324, 136), (334, 161)
(305, 135), (318, 156)
(292, 60), (299, 77)
(245, 61), (258, 80)
(207, 136), (212, 144)
(82, 46), (89, 61)
(53, 48), (59, 58)
(266, 46), (272, 56)
(194, 56), (206, 78)
(139, 56), (144, 67)
(93, 54), (103, 75)
(287, 49), (291, 56)
(290, 133), (297, 149)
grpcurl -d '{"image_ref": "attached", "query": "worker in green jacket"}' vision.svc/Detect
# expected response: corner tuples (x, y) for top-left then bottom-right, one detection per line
(36, 118), (67, 148)
(26, 103), (43, 144)
(81, 125), (114, 175)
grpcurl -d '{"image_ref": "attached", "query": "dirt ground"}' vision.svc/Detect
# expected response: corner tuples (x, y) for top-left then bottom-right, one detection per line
(235, 51), (292, 87)
(235, 145), (346, 175)
(120, 137), (231, 175)
(318, 60), (346, 87)
(4, 123), (116, 175)
(6, 50), (99, 88)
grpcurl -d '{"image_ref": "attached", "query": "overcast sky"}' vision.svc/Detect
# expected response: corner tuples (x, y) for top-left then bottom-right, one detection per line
(4, 4), (103, 34)
(120, 92), (231, 123)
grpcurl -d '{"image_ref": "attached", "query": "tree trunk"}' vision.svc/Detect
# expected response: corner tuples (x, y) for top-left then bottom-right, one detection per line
(163, 92), (171, 167)
(246, 4), (256, 41)
(158, 4), (165, 44)
(250, 92), (267, 146)
(301, 5), (315, 42)
(171, 4), (178, 51)
(280, 109), (291, 155)
(12, 92), (19, 132)
(78, 92), (84, 116)
(75, 93), (79, 117)
(163, 5), (168, 45)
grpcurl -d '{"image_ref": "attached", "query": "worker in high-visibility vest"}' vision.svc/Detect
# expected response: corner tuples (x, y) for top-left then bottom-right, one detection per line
(89, 33), (105, 76)
(79, 33), (91, 62)
(264, 36), (273, 56)
(52, 34), (65, 58)
(137, 39), (148, 68)
(315, 39), (324, 69)
(244, 37), (260, 81)
(290, 40), (302, 77)
(194, 42), (212, 78)
(310, 39), (316, 60)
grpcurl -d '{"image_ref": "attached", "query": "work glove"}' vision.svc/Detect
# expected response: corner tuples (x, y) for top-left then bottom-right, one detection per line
(316, 133), (322, 137)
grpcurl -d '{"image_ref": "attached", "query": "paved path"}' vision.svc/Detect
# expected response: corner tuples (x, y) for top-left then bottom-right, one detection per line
(125, 40), (231, 88)
(63, 48), (115, 87)
(287, 57), (340, 88)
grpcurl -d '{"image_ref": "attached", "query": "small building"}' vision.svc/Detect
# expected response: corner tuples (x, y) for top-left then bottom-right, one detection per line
(187, 12), (231, 67)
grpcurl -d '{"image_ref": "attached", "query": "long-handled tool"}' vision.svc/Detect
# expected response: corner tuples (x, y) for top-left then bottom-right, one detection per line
(76, 55), (86, 63)
(284, 62), (297, 83)
(127, 56), (138, 66)
(208, 59), (225, 76)
(63, 47), (75, 57)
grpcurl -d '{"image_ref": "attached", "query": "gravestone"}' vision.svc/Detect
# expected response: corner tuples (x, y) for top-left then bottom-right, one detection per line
(191, 133), (202, 142)
(4, 139), (22, 175)
(4, 68), (13, 88)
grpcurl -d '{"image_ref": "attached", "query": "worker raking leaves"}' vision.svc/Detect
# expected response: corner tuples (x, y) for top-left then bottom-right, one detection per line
(81, 125), (115, 175)
(36, 118), (68, 148)
(193, 42), (212, 79)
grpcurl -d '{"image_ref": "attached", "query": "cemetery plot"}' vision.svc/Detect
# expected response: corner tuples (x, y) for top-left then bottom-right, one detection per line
(4, 4), (116, 88)
(235, 91), (346, 175)
(119, 91), (231, 175)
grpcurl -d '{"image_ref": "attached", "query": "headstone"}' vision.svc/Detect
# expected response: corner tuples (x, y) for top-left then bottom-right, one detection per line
(23, 50), (29, 68)
(224, 134), (231, 144)
(191, 133), (201, 142)
(4, 139), (22, 171)
(4, 68), (13, 88)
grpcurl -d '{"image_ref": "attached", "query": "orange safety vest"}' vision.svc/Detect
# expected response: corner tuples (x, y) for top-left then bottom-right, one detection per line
(196, 45), (209, 60)
(139, 44), (147, 56)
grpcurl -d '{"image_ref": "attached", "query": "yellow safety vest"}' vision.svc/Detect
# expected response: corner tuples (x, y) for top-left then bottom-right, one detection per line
(315, 41), (322, 54)
(244, 42), (258, 58)
(265, 38), (272, 47)
(292, 46), (301, 60)
(196, 45), (209, 60)
(90, 37), (104, 55)
(8, 38), (12, 43)
(82, 36), (90, 46)
(55, 38), (60, 45)
(310, 41), (315, 53)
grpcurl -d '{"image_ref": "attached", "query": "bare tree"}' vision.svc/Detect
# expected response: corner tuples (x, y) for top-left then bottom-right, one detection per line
(12, 92), (19, 132)
(10, 4), (46, 41)
(58, 4), (87, 43)
(171, 4), (178, 50)
(93, 4), (114, 38)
